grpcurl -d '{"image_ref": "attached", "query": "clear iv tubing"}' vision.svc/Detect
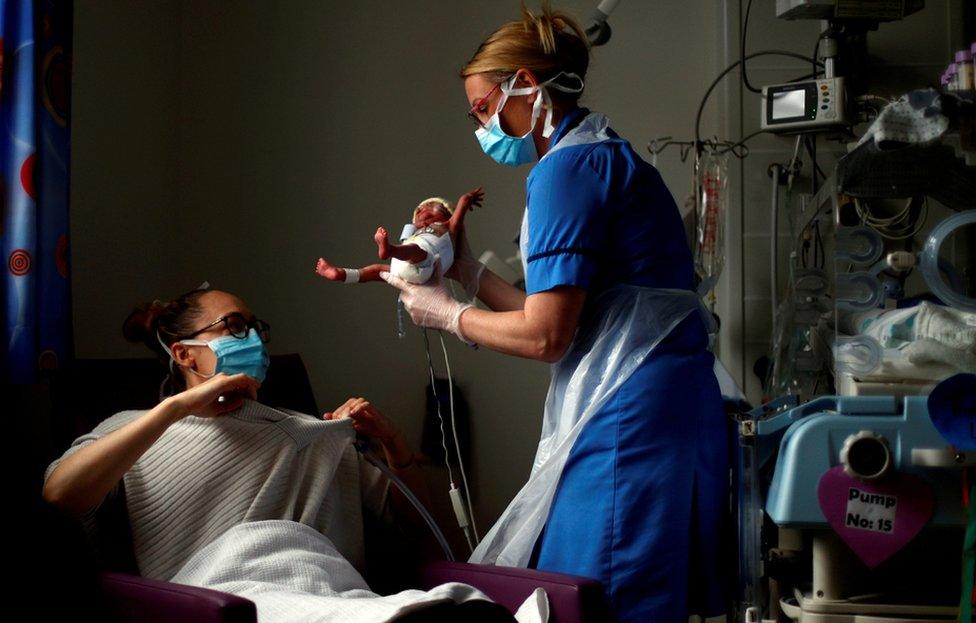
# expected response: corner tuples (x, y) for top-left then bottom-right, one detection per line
(356, 443), (455, 562)
(422, 329), (479, 552)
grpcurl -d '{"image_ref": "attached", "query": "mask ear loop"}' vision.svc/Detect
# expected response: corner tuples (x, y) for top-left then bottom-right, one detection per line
(156, 329), (215, 388)
(156, 330), (178, 400)
(539, 89), (555, 138)
(502, 79), (549, 139)
(505, 72), (586, 139)
(540, 72), (586, 138)
(490, 75), (517, 130)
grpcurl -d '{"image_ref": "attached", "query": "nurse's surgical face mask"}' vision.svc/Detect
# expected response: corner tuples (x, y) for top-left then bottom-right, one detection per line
(474, 72), (585, 167)
(157, 328), (270, 383)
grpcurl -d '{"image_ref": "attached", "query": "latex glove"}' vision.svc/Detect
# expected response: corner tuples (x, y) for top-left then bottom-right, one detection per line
(381, 263), (474, 343)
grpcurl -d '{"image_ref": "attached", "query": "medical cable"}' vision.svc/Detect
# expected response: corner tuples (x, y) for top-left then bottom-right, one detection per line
(421, 328), (477, 552)
(421, 329), (457, 489)
(437, 331), (480, 542)
(739, 0), (762, 94)
(714, 129), (764, 156)
(786, 135), (803, 190)
(355, 440), (455, 562)
(694, 50), (824, 151)
(804, 135), (821, 196)
(855, 197), (929, 241)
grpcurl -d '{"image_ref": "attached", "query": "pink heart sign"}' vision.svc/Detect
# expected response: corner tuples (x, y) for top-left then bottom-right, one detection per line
(817, 466), (934, 568)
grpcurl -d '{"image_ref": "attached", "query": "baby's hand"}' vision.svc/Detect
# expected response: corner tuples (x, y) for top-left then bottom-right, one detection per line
(457, 187), (484, 212)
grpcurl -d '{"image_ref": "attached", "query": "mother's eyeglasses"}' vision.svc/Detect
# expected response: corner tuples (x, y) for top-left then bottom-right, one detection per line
(180, 312), (271, 343)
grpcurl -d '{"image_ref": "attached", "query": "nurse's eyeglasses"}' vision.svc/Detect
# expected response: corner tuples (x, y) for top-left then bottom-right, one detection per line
(467, 79), (507, 128)
(180, 312), (271, 343)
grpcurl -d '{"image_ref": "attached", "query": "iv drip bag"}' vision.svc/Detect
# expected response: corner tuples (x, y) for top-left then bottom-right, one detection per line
(695, 149), (729, 293)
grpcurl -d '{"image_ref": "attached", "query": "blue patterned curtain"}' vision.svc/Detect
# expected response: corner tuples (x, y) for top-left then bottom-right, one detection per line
(1, 0), (72, 384)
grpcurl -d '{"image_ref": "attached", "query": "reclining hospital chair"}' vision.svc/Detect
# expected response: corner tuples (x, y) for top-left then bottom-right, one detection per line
(43, 354), (608, 623)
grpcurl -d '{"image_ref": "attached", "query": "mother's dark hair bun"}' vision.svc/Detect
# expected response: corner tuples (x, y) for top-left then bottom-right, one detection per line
(123, 289), (209, 360)
(122, 300), (167, 346)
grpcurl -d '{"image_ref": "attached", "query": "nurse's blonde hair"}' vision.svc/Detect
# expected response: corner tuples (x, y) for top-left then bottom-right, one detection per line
(460, 1), (589, 102)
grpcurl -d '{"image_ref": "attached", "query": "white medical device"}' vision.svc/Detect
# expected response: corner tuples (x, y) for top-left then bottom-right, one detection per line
(761, 77), (848, 133)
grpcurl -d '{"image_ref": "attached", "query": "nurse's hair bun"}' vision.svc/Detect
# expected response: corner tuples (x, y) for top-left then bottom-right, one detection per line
(122, 288), (210, 358)
(523, 2), (582, 57)
(460, 1), (589, 101)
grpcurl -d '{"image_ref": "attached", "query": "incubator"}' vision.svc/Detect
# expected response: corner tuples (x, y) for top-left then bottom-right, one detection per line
(736, 89), (975, 623)
(739, 394), (971, 623)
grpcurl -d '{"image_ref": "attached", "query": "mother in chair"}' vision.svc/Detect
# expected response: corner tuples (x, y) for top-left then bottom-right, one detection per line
(41, 286), (422, 582)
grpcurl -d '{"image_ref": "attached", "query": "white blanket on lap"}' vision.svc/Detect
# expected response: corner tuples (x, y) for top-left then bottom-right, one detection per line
(170, 520), (547, 623)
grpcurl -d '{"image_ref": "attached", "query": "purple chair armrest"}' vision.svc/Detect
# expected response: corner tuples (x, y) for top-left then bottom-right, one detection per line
(420, 561), (608, 623)
(98, 572), (256, 623)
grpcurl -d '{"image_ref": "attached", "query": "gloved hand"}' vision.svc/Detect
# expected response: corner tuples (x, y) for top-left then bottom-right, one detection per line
(381, 262), (474, 343)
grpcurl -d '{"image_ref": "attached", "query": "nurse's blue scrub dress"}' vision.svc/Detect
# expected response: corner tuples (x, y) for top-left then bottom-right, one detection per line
(524, 107), (729, 623)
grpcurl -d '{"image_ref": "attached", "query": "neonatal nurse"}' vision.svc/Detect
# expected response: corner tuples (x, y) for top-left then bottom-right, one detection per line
(383, 5), (729, 622)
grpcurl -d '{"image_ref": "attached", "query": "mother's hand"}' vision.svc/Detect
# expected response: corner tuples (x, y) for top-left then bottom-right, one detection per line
(169, 373), (259, 419)
(323, 397), (399, 443)
(324, 398), (414, 468)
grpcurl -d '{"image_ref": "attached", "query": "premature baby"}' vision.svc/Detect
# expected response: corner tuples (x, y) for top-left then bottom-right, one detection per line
(316, 188), (483, 285)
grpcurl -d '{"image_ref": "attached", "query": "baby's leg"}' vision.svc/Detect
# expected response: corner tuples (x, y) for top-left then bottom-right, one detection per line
(356, 263), (391, 282)
(316, 258), (390, 283)
(316, 258), (347, 282)
(375, 227), (428, 263)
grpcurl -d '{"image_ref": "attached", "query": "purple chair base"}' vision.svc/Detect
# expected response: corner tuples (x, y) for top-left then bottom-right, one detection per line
(98, 572), (257, 623)
(96, 562), (606, 623)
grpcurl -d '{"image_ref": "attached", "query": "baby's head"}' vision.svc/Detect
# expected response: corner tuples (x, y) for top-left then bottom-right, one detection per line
(412, 197), (452, 228)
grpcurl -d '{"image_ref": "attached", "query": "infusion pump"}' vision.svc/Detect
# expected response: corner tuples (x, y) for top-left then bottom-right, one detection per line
(761, 77), (848, 133)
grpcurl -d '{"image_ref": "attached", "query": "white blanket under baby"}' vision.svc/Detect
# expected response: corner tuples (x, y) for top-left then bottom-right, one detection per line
(171, 519), (548, 623)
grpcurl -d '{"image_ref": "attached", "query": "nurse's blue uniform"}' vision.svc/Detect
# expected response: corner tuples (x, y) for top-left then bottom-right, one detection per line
(524, 107), (729, 623)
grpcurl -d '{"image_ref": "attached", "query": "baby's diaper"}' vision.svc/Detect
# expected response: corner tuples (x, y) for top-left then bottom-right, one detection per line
(390, 229), (454, 284)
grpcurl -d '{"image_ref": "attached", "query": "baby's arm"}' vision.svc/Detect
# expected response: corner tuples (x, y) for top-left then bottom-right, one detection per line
(447, 187), (484, 236)
(316, 258), (390, 283)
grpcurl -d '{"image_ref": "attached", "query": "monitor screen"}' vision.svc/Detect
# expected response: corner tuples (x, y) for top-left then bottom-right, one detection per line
(771, 89), (806, 120)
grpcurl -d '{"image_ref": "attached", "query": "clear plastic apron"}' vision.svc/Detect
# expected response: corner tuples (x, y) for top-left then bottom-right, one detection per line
(470, 113), (715, 567)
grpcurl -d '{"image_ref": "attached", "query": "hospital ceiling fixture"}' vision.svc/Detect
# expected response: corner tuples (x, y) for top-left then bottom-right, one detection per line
(582, 0), (620, 47)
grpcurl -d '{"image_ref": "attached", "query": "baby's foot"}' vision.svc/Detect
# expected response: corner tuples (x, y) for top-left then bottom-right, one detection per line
(374, 227), (391, 260)
(315, 258), (346, 282)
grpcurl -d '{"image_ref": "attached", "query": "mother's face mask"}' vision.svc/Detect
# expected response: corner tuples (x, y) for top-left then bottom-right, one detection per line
(158, 327), (270, 384)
